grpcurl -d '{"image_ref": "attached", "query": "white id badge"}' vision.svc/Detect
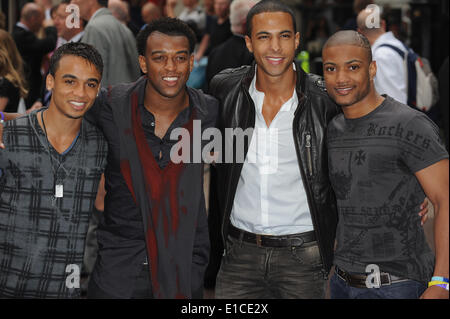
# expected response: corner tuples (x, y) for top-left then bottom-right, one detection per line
(55, 184), (64, 198)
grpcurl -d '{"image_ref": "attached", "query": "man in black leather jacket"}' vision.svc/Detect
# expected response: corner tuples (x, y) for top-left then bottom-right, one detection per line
(208, 0), (340, 298)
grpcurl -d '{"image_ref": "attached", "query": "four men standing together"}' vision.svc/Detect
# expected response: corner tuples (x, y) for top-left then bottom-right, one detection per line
(0, 0), (447, 299)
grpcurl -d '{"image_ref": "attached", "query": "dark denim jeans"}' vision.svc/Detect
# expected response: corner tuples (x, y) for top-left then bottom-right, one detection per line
(330, 272), (426, 299)
(215, 235), (326, 299)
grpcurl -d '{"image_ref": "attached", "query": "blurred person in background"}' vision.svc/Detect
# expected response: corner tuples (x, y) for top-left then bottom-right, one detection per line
(342, 0), (374, 31)
(12, 2), (57, 109)
(0, 48), (28, 113)
(167, 0), (206, 35)
(357, 5), (407, 105)
(0, 30), (27, 83)
(141, 1), (162, 26)
(108, 0), (140, 36)
(0, 30), (31, 113)
(53, 0), (85, 47)
(305, 16), (331, 62)
(205, 0), (257, 89)
(71, 0), (140, 87)
(195, 0), (232, 61)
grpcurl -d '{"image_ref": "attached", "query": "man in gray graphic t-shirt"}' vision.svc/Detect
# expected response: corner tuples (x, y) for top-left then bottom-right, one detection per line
(322, 30), (449, 299)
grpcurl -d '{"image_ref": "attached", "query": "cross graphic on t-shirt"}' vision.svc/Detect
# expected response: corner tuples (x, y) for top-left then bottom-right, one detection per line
(355, 150), (366, 165)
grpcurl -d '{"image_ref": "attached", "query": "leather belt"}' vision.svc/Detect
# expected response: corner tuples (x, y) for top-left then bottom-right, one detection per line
(228, 224), (316, 248)
(335, 266), (409, 288)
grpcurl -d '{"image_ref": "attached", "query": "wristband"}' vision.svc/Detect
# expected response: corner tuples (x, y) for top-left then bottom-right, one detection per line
(431, 276), (449, 283)
(428, 281), (449, 291)
(0, 111), (4, 124)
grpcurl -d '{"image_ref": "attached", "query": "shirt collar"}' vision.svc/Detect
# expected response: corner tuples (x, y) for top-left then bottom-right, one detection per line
(372, 31), (395, 49)
(68, 31), (84, 43)
(16, 22), (29, 31)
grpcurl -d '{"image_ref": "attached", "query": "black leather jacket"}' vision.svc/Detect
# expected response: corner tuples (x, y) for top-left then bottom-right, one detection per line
(209, 61), (340, 274)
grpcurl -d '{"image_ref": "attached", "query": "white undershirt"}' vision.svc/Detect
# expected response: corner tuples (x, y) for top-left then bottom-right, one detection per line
(230, 64), (313, 235)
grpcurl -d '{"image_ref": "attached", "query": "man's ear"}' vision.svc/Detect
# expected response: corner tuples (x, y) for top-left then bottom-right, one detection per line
(245, 35), (253, 54)
(190, 53), (195, 72)
(295, 32), (300, 51)
(138, 55), (147, 74)
(46, 73), (55, 91)
(369, 60), (377, 81)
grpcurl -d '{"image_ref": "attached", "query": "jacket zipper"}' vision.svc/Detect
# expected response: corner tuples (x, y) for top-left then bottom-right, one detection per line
(292, 96), (326, 275)
(305, 133), (313, 177)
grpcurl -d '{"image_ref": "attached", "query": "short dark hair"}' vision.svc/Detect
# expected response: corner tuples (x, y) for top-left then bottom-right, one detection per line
(323, 30), (373, 62)
(246, 0), (297, 37)
(136, 17), (197, 56)
(49, 42), (103, 77)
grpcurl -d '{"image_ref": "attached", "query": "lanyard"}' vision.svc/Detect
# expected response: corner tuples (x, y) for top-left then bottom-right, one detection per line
(40, 110), (83, 206)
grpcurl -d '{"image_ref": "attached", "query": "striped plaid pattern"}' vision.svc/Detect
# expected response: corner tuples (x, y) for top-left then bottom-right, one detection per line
(0, 110), (107, 298)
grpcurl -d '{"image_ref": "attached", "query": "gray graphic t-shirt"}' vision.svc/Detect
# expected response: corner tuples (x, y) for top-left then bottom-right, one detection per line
(327, 96), (448, 284)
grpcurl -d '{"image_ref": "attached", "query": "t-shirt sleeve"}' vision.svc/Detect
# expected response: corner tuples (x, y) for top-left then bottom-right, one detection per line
(399, 112), (449, 173)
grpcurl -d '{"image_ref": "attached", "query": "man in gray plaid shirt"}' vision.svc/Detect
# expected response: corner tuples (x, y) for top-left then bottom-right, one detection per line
(0, 42), (107, 298)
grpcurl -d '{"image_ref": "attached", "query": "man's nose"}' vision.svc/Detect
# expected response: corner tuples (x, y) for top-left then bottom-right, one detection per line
(270, 37), (281, 52)
(73, 83), (87, 98)
(336, 70), (350, 84)
(164, 57), (176, 72)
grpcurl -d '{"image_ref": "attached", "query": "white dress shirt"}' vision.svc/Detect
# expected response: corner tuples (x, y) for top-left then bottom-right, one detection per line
(230, 65), (314, 235)
(372, 31), (408, 105)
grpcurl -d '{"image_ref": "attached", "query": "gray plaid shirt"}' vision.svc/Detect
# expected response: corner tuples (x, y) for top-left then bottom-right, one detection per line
(0, 110), (107, 298)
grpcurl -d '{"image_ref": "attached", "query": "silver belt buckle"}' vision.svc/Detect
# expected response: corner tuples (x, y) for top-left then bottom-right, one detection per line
(289, 237), (304, 247)
(381, 273), (392, 286)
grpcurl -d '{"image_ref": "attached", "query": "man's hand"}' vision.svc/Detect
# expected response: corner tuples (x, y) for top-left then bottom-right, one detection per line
(420, 285), (449, 299)
(27, 101), (43, 114)
(419, 197), (430, 226)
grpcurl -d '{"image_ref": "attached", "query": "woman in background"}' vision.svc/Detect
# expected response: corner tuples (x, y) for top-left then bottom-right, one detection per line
(0, 30), (28, 112)
(0, 48), (28, 112)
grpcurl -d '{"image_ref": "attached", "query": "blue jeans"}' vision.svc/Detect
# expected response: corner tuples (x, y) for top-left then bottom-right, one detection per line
(330, 272), (426, 299)
(215, 235), (326, 299)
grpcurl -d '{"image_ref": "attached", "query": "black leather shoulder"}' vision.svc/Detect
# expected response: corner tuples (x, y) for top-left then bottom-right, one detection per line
(209, 65), (250, 98)
(307, 74), (327, 93)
